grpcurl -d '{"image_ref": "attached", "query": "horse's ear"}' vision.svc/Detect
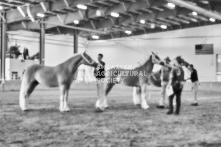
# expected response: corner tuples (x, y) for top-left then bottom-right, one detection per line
(83, 51), (87, 55)
(148, 51), (153, 55)
(151, 51), (156, 56)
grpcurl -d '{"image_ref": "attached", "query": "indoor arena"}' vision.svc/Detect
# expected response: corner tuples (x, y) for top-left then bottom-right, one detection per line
(1, 0), (221, 146)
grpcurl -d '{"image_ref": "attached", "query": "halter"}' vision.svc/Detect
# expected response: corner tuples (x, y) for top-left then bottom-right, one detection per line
(151, 54), (161, 64)
(81, 53), (94, 65)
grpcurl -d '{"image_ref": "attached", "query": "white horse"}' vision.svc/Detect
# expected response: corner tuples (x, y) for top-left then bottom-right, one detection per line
(19, 52), (98, 112)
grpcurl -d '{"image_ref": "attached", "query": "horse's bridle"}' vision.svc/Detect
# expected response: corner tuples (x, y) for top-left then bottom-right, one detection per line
(81, 53), (95, 65)
(151, 54), (162, 64)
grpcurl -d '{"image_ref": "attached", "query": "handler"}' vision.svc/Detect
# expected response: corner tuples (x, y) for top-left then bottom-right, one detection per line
(94, 53), (107, 112)
(167, 57), (185, 115)
(188, 64), (199, 106)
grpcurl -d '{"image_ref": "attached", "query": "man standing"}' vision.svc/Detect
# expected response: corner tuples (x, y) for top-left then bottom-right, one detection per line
(167, 57), (185, 115)
(157, 57), (171, 109)
(94, 54), (107, 112)
(188, 64), (199, 106)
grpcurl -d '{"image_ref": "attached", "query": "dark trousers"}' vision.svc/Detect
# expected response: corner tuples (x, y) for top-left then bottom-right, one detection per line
(168, 88), (183, 114)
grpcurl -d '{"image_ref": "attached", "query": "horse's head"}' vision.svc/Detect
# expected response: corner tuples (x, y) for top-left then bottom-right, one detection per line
(171, 56), (189, 67)
(151, 52), (164, 66)
(81, 51), (98, 67)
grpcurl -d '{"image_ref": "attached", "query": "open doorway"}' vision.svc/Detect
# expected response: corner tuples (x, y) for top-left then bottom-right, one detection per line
(216, 54), (221, 81)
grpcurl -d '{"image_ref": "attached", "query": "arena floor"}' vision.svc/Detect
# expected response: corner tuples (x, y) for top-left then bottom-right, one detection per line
(1, 85), (221, 147)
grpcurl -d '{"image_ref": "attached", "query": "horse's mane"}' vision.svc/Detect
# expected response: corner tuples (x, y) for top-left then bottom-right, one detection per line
(134, 53), (152, 69)
(66, 53), (82, 62)
(55, 53), (82, 67)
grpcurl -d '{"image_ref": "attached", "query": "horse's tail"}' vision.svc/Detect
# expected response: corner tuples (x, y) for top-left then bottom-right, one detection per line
(19, 70), (28, 109)
(105, 68), (121, 96)
(19, 66), (38, 109)
(105, 82), (115, 96)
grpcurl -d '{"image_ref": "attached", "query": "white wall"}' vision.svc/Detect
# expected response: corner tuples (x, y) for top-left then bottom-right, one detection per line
(86, 24), (221, 82)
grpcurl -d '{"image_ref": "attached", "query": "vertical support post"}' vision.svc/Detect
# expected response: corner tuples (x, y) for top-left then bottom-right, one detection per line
(39, 19), (45, 65)
(0, 12), (7, 81)
(73, 30), (78, 54)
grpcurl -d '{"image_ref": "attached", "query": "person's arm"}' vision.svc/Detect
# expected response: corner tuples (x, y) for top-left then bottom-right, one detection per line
(160, 68), (164, 81)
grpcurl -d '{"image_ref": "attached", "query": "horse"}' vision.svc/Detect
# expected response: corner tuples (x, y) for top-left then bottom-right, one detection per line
(19, 51), (98, 112)
(133, 56), (190, 106)
(95, 52), (164, 111)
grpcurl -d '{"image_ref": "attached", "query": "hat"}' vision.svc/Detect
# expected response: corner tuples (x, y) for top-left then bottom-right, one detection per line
(164, 57), (171, 62)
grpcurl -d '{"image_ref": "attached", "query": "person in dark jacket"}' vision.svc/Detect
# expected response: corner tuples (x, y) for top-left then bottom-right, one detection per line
(188, 64), (199, 106)
(167, 57), (185, 115)
(94, 54), (107, 112)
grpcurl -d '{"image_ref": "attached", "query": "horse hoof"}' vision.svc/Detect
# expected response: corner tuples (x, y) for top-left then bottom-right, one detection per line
(95, 108), (104, 113)
(142, 105), (150, 109)
(60, 108), (71, 112)
(63, 108), (71, 112)
(21, 107), (29, 111)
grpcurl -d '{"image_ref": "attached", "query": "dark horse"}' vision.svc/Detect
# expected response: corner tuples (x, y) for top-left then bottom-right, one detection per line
(19, 52), (98, 112)
(133, 56), (190, 106)
(99, 52), (164, 110)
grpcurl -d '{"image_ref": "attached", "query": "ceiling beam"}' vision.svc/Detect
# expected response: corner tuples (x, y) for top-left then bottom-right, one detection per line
(167, 0), (221, 20)
(6, 0), (92, 23)
(8, 11), (85, 30)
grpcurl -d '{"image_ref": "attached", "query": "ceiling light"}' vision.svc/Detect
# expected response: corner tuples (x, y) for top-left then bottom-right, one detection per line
(160, 25), (167, 29)
(167, 3), (175, 9)
(190, 18), (197, 22)
(92, 35), (99, 39)
(73, 20), (79, 24)
(140, 19), (145, 24)
(125, 30), (132, 34)
(77, 4), (87, 10)
(96, 9), (102, 16)
(17, 6), (26, 17)
(110, 12), (119, 17)
(192, 11), (198, 16)
(37, 13), (45, 18)
(0, 6), (4, 10)
(209, 18), (215, 22)
(201, 1), (209, 4)
(150, 24), (155, 29)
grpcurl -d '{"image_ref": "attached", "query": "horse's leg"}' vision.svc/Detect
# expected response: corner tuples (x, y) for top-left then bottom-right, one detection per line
(95, 82), (115, 109)
(59, 85), (66, 112)
(140, 84), (150, 109)
(63, 87), (71, 112)
(19, 80), (38, 111)
(95, 81), (106, 111)
(133, 87), (141, 106)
